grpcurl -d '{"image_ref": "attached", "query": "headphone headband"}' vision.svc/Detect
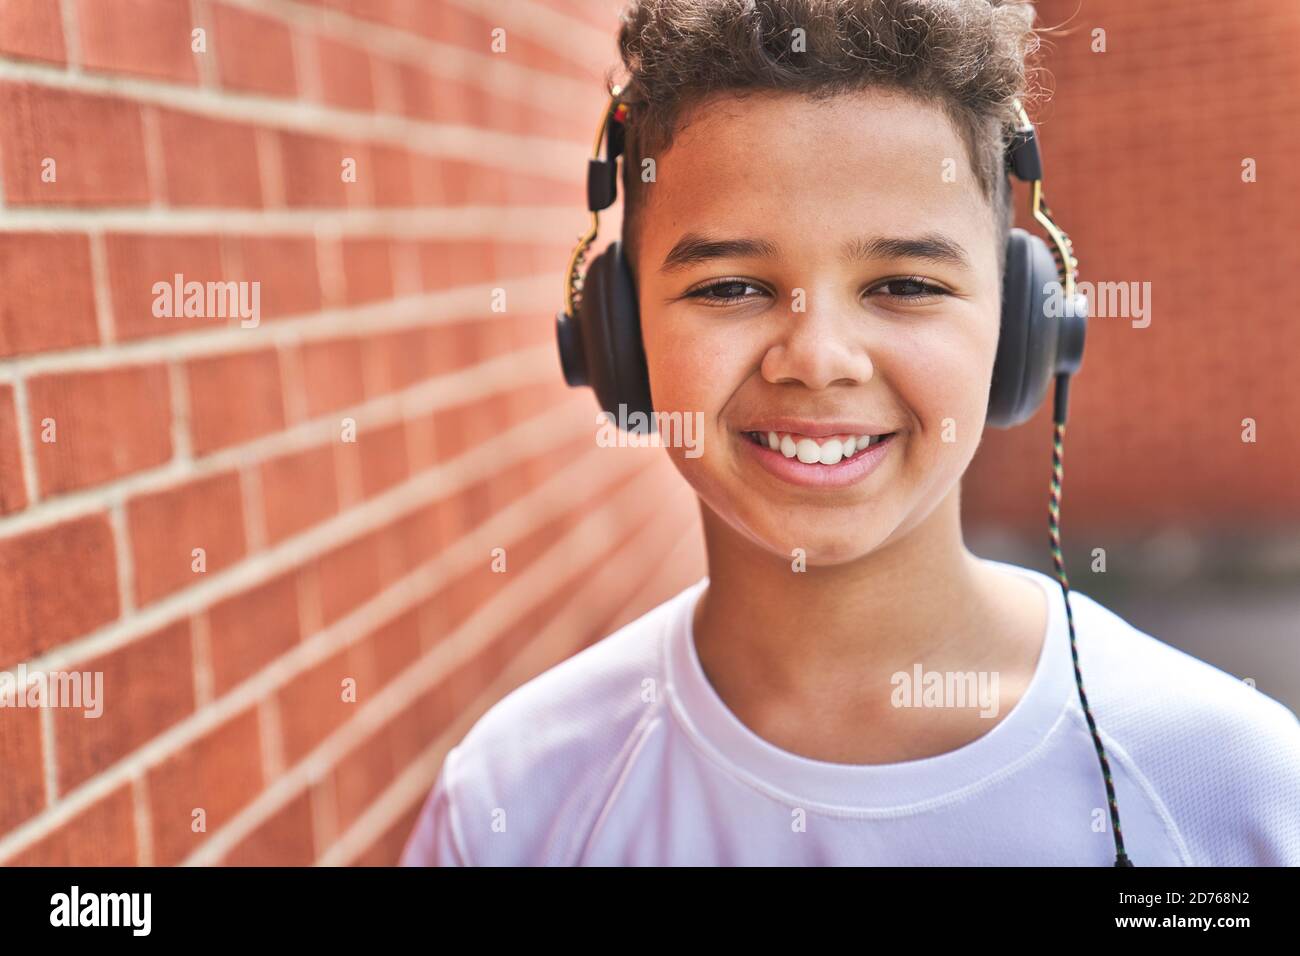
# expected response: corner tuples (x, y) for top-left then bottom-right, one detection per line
(562, 84), (627, 318)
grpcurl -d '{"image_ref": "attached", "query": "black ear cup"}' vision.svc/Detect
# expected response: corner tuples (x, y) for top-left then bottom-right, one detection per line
(988, 227), (1078, 429)
(554, 241), (654, 430)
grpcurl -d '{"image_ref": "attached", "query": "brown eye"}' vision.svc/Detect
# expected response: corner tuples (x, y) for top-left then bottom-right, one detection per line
(686, 280), (767, 305)
(873, 277), (949, 299)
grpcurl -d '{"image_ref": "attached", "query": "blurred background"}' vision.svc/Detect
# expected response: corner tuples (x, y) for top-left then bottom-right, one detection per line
(0, 0), (1295, 866)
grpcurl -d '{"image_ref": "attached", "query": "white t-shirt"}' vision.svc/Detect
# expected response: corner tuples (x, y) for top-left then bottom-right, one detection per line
(400, 559), (1300, 866)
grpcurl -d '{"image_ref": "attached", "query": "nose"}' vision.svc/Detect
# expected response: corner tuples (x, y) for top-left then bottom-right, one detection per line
(759, 298), (875, 391)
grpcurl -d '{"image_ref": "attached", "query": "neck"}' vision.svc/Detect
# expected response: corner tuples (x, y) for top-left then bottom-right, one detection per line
(693, 482), (1035, 708)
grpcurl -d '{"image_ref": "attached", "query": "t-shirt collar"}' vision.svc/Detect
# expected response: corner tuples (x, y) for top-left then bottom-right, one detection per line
(663, 559), (1078, 811)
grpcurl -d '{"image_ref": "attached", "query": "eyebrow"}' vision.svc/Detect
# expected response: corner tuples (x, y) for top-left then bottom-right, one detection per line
(658, 231), (972, 273)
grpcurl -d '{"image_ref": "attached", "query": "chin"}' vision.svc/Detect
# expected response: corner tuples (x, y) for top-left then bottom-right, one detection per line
(735, 505), (895, 567)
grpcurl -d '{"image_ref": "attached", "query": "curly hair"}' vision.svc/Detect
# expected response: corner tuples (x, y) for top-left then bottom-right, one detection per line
(609, 0), (1045, 281)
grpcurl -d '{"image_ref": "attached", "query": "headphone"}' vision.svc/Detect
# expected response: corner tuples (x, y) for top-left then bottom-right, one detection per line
(555, 86), (1133, 867)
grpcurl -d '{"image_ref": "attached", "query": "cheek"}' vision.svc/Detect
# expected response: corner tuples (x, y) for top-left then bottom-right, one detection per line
(891, 316), (999, 442)
(641, 308), (736, 417)
(640, 309), (746, 498)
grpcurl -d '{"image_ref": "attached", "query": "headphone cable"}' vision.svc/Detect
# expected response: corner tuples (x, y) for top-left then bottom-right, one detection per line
(1050, 374), (1134, 867)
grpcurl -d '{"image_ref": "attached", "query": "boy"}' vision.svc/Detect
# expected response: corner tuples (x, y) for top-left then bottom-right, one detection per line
(401, 0), (1300, 865)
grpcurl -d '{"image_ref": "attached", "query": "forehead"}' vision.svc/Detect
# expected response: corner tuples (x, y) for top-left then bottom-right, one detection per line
(642, 88), (992, 254)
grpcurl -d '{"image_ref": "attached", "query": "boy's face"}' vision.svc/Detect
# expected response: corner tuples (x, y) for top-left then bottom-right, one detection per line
(634, 88), (1003, 564)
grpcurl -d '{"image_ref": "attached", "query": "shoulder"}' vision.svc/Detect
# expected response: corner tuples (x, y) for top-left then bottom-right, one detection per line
(401, 579), (703, 866)
(1059, 582), (1300, 864)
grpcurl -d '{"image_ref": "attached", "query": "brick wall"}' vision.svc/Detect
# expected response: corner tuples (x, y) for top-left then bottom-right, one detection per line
(0, 0), (705, 866)
(965, 0), (1300, 537)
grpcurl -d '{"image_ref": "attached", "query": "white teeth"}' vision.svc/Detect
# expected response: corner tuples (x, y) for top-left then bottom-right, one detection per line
(752, 429), (892, 464)
(795, 439), (821, 464)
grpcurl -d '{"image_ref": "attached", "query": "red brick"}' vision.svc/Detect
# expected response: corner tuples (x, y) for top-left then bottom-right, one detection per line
(504, 381), (567, 425)
(477, 91), (553, 141)
(223, 791), (314, 865)
(104, 233), (227, 340)
(418, 239), (496, 290)
(277, 131), (358, 207)
(454, 319), (499, 369)
(128, 472), (247, 606)
(210, 3), (296, 97)
(145, 707), (263, 865)
(365, 609), (420, 687)
(493, 240), (574, 280)
(0, 386), (28, 514)
(429, 478), (483, 543)
(0, 515), (120, 666)
(483, 461), (533, 515)
(508, 309), (559, 350)
(395, 63), (434, 121)
(403, 68), (482, 125)
(0, 84), (148, 205)
(0, 233), (98, 356)
(481, 87), (558, 138)
(439, 158), (511, 205)
(385, 503), (441, 573)
(370, 145), (413, 206)
(447, 20), (590, 83)
(408, 148), (442, 204)
(403, 412), (439, 474)
(438, 553), (503, 638)
(298, 338), (366, 417)
(27, 365), (173, 496)
(315, 35), (374, 111)
(315, 531), (385, 626)
(352, 802), (421, 866)
(0, 0), (65, 64)
(233, 236), (321, 319)
(425, 320), (477, 374)
(331, 730), (393, 831)
(206, 572), (300, 695)
(276, 643), (373, 764)
(414, 666), (463, 734)
(156, 109), (262, 207)
(186, 349), (285, 455)
(299, 0), (396, 24)
(341, 237), (393, 304)
(432, 394), (504, 462)
(0, 705), (45, 833)
(529, 0), (620, 16)
(381, 695), (425, 768)
(5, 784), (137, 865)
(390, 72), (564, 143)
(77, 0), (198, 83)
(356, 421), (408, 497)
(259, 444), (338, 544)
(55, 620), (195, 791)
(363, 327), (437, 395)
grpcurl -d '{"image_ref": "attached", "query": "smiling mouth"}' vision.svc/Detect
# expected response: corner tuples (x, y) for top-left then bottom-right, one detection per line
(742, 430), (898, 465)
